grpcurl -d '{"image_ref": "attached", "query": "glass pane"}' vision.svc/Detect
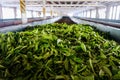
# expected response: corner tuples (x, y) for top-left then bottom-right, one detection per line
(99, 8), (106, 19)
(2, 7), (15, 19)
(16, 8), (21, 18)
(91, 10), (96, 18)
(27, 11), (32, 18)
(109, 6), (113, 19)
(86, 11), (90, 18)
(116, 6), (120, 20)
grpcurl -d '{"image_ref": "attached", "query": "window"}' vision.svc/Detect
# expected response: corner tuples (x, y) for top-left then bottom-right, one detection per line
(91, 10), (96, 18)
(109, 6), (113, 19)
(99, 8), (106, 19)
(16, 8), (21, 18)
(115, 5), (120, 20)
(2, 7), (15, 19)
(33, 11), (39, 17)
(27, 11), (32, 18)
(112, 6), (116, 19)
(86, 11), (90, 18)
(84, 11), (87, 17)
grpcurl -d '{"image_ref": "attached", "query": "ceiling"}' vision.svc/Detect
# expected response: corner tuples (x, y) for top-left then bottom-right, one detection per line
(0, 0), (120, 15)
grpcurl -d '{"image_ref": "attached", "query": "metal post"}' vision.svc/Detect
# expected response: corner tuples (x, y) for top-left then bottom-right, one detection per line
(86, 11), (88, 18)
(50, 6), (53, 18)
(96, 7), (99, 18)
(31, 10), (34, 18)
(119, 8), (120, 19)
(85, 11), (87, 17)
(43, 0), (46, 19)
(14, 7), (17, 19)
(83, 11), (84, 17)
(50, 10), (53, 17)
(0, 4), (3, 19)
(90, 9), (92, 18)
(20, 0), (27, 24)
(38, 11), (41, 17)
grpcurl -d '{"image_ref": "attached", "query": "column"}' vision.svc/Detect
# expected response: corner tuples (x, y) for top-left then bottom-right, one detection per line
(38, 11), (41, 17)
(111, 6), (114, 19)
(20, 0), (27, 24)
(90, 9), (92, 18)
(82, 12), (84, 17)
(85, 11), (87, 17)
(96, 7), (99, 18)
(83, 11), (85, 17)
(14, 7), (17, 18)
(42, 0), (46, 19)
(119, 8), (120, 19)
(50, 6), (53, 18)
(0, 4), (3, 19)
(105, 5), (110, 19)
(84, 11), (86, 17)
(31, 10), (34, 18)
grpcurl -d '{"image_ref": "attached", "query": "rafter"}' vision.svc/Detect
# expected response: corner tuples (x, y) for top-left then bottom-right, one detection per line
(27, 4), (105, 7)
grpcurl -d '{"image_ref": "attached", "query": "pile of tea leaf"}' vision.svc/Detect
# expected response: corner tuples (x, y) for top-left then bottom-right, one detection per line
(0, 23), (120, 80)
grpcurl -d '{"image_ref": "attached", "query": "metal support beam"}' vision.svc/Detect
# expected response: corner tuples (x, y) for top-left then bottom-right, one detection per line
(2, 0), (120, 2)
(31, 10), (34, 18)
(20, 0), (27, 24)
(119, 8), (120, 19)
(90, 9), (92, 18)
(0, 4), (3, 19)
(46, 0), (120, 1)
(14, 7), (17, 18)
(119, 12), (120, 20)
(84, 11), (86, 17)
(27, 4), (105, 7)
(42, 0), (46, 19)
(38, 11), (41, 17)
(50, 6), (53, 17)
(96, 7), (99, 18)
(82, 11), (84, 17)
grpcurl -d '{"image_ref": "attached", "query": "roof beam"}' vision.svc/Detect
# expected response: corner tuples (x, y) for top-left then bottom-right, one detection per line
(18, 0), (120, 1)
(1, 0), (120, 3)
(27, 4), (104, 7)
(46, 0), (120, 1)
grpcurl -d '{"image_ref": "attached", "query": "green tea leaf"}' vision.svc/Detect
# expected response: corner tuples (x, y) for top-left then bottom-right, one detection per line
(89, 58), (95, 73)
(64, 58), (69, 71)
(99, 69), (105, 77)
(102, 66), (112, 77)
(81, 43), (86, 52)
(43, 52), (51, 60)
(113, 71), (120, 79)
(0, 65), (5, 69)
